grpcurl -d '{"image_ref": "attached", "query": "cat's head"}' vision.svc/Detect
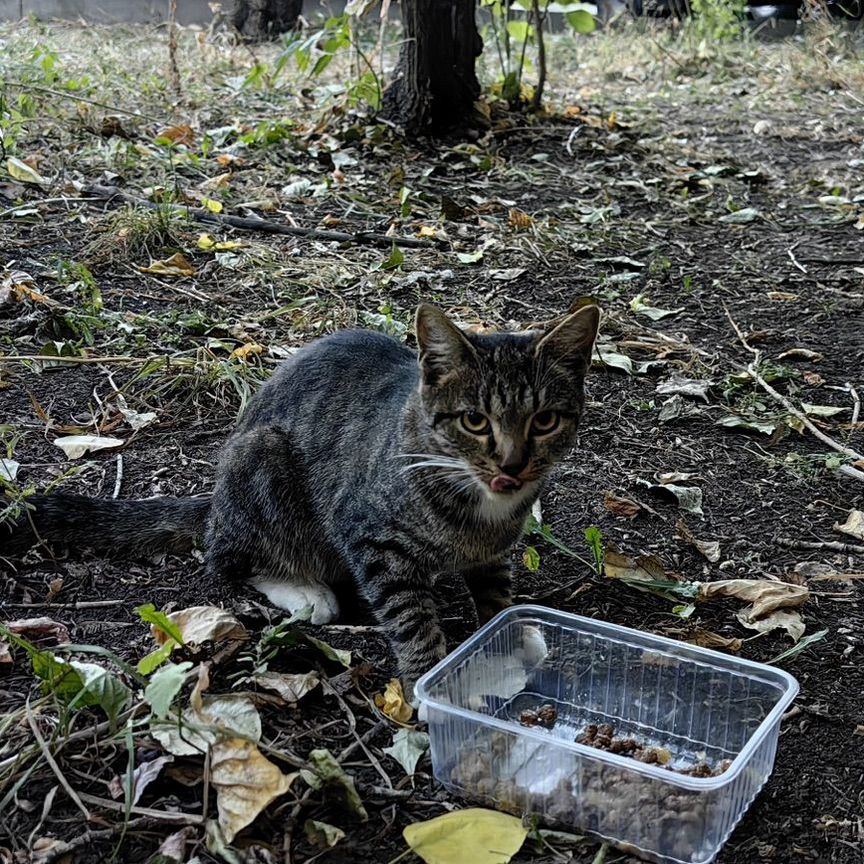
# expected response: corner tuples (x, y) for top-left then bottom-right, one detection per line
(410, 303), (600, 506)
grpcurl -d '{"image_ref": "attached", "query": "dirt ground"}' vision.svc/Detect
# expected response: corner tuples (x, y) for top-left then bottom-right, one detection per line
(1, 15), (863, 864)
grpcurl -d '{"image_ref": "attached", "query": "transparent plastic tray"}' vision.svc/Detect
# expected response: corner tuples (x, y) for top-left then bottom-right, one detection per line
(415, 605), (799, 864)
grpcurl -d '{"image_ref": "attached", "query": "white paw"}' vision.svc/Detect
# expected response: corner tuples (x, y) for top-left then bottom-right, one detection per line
(251, 579), (339, 624)
(517, 625), (548, 667)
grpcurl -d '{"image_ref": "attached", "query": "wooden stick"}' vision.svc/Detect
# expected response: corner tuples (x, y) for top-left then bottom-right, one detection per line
(82, 184), (446, 250)
(724, 306), (864, 477)
(777, 537), (864, 555)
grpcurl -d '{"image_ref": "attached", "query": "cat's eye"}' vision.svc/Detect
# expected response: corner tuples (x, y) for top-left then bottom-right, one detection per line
(531, 410), (560, 435)
(461, 411), (491, 435)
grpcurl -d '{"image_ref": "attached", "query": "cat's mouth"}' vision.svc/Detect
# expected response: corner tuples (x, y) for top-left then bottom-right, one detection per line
(489, 474), (523, 494)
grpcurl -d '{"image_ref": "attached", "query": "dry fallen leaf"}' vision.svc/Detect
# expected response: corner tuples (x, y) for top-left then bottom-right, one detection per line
(154, 826), (196, 862)
(229, 343), (264, 361)
(689, 630), (742, 652)
(211, 738), (296, 842)
(699, 579), (808, 640)
(374, 678), (413, 724)
(508, 208), (534, 229)
(676, 520), (721, 563)
(1, 617), (71, 645)
(108, 754), (173, 805)
(699, 579), (808, 618)
(138, 253), (196, 278)
(254, 671), (319, 703)
(153, 606), (248, 648)
(152, 694), (262, 756)
(157, 124), (196, 146)
(834, 510), (864, 542)
(403, 808), (528, 864)
(604, 549), (674, 585)
(604, 491), (642, 520)
(6, 156), (47, 185)
(53, 435), (125, 460)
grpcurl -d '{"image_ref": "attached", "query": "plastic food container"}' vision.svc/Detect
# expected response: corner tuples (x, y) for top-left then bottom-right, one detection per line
(415, 605), (799, 864)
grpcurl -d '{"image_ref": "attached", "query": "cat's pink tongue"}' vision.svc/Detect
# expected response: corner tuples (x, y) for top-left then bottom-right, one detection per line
(490, 474), (522, 493)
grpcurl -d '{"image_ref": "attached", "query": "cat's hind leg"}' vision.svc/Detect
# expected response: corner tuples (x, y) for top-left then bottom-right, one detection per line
(204, 425), (339, 625)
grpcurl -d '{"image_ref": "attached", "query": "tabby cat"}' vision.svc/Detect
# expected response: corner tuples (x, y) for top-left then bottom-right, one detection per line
(3, 303), (600, 692)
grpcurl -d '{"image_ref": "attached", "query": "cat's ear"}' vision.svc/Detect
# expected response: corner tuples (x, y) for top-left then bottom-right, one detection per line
(415, 304), (476, 387)
(534, 304), (600, 377)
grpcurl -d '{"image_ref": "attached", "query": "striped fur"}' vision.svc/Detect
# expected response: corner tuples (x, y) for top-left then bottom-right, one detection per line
(2, 304), (599, 693)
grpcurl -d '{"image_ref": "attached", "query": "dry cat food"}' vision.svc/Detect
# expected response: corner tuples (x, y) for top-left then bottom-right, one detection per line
(576, 722), (731, 777)
(519, 703), (558, 729)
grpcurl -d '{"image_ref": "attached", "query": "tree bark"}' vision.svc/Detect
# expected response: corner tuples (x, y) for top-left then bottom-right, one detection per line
(382, 0), (482, 136)
(230, 0), (302, 40)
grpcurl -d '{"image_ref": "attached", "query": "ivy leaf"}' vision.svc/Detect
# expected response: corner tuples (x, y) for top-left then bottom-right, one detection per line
(144, 661), (194, 719)
(383, 728), (430, 776)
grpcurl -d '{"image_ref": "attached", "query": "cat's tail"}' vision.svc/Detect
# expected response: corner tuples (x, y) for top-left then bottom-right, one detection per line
(1, 494), (212, 558)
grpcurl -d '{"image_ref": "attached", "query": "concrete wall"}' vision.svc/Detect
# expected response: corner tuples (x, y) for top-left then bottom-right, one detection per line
(0, 1), (236, 24)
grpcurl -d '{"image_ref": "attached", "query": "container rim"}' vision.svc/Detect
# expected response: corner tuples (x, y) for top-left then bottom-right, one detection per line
(415, 604), (800, 791)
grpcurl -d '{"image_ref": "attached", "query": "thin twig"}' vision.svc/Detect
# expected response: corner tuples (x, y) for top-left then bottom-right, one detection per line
(847, 384), (861, 428)
(777, 537), (864, 555)
(167, 0), (182, 97)
(4, 81), (162, 122)
(38, 817), (153, 864)
(112, 454), (124, 499)
(26, 700), (91, 822)
(77, 792), (203, 825)
(81, 184), (445, 250)
(725, 305), (864, 474)
(2, 599), (126, 609)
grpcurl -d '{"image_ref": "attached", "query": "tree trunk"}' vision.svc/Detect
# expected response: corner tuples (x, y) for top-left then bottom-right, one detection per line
(382, 0), (482, 136)
(230, 0), (302, 40)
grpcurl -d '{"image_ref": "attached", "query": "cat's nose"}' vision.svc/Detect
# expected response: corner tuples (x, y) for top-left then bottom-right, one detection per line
(499, 453), (528, 478)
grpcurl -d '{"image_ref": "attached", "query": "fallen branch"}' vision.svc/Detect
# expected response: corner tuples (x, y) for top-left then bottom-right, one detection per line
(39, 818), (153, 864)
(777, 537), (864, 555)
(724, 305), (864, 482)
(82, 184), (446, 250)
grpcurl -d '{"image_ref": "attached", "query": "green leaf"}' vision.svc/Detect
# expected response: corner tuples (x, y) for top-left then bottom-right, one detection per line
(522, 546), (541, 573)
(456, 250), (483, 264)
(304, 819), (346, 848)
(767, 629), (829, 665)
(378, 245), (404, 271)
(135, 604), (185, 646)
(32, 651), (93, 704)
(506, 20), (534, 42)
(304, 635), (352, 668)
(584, 526), (604, 574)
(383, 728), (430, 776)
(145, 662), (194, 719)
(308, 749), (368, 820)
(71, 661), (131, 727)
(566, 10), (597, 33)
(138, 642), (177, 676)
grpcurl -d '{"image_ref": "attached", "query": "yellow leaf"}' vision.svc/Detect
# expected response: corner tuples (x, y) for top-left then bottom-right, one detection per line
(138, 253), (195, 278)
(374, 678), (413, 724)
(197, 234), (243, 252)
(201, 197), (223, 214)
(6, 156), (46, 185)
(403, 808), (528, 864)
(508, 208), (533, 229)
(230, 343), (264, 361)
(211, 738), (296, 842)
(698, 579), (808, 619)
(417, 225), (439, 238)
